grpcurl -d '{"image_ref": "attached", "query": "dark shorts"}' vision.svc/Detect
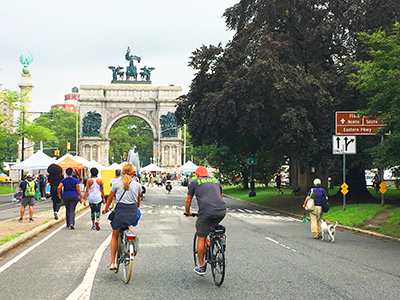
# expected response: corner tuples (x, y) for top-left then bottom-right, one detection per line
(276, 181), (281, 189)
(110, 203), (139, 230)
(21, 197), (35, 207)
(196, 210), (226, 237)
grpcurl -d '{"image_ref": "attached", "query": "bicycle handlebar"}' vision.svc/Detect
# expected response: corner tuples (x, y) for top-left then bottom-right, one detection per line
(183, 212), (198, 217)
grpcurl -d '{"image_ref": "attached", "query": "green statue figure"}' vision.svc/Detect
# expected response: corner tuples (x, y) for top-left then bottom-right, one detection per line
(140, 65), (155, 81)
(82, 111), (102, 137)
(160, 112), (178, 138)
(20, 52), (33, 74)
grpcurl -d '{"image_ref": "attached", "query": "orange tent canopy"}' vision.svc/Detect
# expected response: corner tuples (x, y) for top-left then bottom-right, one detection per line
(57, 155), (83, 170)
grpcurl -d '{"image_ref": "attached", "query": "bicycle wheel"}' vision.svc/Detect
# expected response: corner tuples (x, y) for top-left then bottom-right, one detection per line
(193, 233), (199, 267)
(211, 238), (225, 286)
(114, 235), (123, 273)
(121, 238), (133, 283)
(193, 233), (207, 272)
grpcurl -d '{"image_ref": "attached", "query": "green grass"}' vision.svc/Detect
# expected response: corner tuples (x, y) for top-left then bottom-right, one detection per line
(0, 186), (15, 195)
(379, 208), (400, 238)
(0, 231), (27, 246)
(322, 204), (391, 227)
(223, 185), (278, 205)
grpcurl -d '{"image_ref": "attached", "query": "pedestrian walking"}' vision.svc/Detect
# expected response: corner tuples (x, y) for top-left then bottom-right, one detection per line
(58, 167), (82, 229)
(274, 170), (284, 195)
(47, 163), (64, 220)
(38, 173), (47, 200)
(84, 167), (105, 230)
(303, 178), (328, 239)
(19, 173), (38, 222)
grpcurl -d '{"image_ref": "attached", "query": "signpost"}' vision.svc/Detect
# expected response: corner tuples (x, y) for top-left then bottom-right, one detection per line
(335, 111), (387, 208)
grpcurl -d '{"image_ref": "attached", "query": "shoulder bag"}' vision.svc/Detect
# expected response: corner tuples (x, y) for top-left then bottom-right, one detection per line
(305, 188), (315, 211)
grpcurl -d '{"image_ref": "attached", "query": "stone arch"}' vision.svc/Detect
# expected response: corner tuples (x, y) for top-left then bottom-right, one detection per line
(78, 83), (183, 172)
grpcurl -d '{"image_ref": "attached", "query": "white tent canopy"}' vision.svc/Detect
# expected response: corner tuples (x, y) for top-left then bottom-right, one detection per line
(104, 163), (123, 170)
(89, 160), (104, 170)
(141, 163), (164, 172)
(11, 150), (56, 170)
(177, 160), (199, 172)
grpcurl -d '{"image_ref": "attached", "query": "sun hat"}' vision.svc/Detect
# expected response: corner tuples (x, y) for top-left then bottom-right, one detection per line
(313, 178), (321, 185)
(195, 166), (209, 177)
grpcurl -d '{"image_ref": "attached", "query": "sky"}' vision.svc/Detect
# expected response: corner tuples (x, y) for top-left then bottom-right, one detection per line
(0, 0), (238, 112)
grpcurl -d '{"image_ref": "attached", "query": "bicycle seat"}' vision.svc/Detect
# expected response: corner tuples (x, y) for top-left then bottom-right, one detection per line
(210, 224), (225, 234)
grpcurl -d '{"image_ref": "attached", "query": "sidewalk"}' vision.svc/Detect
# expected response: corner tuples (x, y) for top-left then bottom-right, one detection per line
(0, 203), (88, 257)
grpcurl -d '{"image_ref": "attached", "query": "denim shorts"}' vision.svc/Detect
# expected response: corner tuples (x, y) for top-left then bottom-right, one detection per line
(196, 210), (226, 237)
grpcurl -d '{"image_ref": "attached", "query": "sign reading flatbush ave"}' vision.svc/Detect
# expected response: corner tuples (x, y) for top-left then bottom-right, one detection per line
(335, 111), (386, 135)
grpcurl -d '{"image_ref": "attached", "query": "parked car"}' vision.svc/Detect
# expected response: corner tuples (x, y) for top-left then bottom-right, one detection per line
(365, 174), (374, 186)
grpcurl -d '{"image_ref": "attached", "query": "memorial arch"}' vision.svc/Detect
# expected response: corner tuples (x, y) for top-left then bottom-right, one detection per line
(78, 83), (183, 171)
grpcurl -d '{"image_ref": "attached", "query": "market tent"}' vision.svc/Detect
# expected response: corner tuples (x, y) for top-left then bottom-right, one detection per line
(56, 154), (83, 170)
(72, 155), (92, 168)
(141, 163), (164, 172)
(104, 163), (123, 170)
(177, 160), (199, 172)
(11, 150), (56, 170)
(90, 160), (104, 170)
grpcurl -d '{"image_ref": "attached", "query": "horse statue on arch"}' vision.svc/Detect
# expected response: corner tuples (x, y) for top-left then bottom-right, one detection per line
(108, 65), (124, 81)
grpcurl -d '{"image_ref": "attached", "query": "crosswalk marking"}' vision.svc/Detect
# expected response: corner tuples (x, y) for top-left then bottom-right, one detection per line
(138, 205), (301, 222)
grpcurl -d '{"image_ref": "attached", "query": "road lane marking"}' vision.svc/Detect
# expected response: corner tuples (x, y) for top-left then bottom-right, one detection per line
(67, 233), (112, 300)
(265, 237), (297, 252)
(0, 209), (90, 274)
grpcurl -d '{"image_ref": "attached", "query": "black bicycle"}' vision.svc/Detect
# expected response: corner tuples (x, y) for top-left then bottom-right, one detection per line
(185, 213), (226, 286)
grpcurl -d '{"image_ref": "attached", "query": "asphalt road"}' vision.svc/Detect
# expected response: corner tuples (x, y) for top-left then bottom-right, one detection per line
(1, 184), (400, 299)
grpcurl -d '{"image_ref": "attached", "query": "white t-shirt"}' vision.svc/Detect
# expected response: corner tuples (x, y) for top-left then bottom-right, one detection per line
(111, 179), (141, 204)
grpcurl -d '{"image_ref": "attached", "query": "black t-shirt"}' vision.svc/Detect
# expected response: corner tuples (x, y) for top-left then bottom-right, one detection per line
(187, 177), (225, 216)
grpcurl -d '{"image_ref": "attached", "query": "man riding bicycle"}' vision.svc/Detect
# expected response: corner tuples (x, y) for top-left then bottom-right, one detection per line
(185, 166), (226, 275)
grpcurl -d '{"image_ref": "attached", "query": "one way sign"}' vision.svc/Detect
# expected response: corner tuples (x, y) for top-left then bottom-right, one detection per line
(332, 135), (356, 154)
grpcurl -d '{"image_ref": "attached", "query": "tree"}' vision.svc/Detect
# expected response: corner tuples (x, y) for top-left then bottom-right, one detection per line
(109, 117), (153, 164)
(349, 23), (400, 167)
(176, 0), (400, 198)
(33, 109), (76, 156)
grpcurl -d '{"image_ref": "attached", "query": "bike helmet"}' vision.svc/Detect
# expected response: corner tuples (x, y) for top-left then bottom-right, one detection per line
(313, 178), (321, 185)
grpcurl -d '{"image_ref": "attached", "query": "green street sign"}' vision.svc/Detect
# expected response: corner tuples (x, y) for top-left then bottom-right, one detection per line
(248, 157), (257, 165)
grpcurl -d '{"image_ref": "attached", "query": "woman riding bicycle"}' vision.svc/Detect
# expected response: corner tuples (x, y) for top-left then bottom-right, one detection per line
(102, 163), (142, 270)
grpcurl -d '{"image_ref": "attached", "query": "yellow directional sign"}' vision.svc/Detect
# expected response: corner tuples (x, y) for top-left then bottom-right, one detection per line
(341, 183), (349, 195)
(379, 182), (387, 194)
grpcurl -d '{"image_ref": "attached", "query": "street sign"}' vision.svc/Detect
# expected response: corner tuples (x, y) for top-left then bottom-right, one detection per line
(379, 182), (387, 194)
(336, 111), (386, 135)
(247, 157), (257, 165)
(341, 183), (349, 195)
(332, 135), (356, 154)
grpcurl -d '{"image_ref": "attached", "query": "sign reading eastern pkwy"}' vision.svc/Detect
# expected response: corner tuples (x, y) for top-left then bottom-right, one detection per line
(332, 135), (356, 154)
(335, 111), (386, 135)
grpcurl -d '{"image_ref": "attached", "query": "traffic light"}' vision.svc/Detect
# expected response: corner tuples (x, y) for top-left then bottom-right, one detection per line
(157, 151), (160, 157)
(54, 149), (60, 156)
(67, 142), (71, 150)
(123, 151), (127, 161)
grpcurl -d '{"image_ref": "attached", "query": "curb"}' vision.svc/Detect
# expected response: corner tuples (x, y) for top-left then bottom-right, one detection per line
(0, 204), (89, 257)
(223, 194), (400, 243)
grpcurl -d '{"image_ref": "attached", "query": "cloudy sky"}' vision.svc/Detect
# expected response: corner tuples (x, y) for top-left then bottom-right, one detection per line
(0, 0), (238, 112)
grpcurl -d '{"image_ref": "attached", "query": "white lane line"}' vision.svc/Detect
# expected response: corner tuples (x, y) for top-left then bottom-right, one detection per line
(67, 233), (112, 300)
(265, 237), (297, 252)
(0, 209), (90, 274)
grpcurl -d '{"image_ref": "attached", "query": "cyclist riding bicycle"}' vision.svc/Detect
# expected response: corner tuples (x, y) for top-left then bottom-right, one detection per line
(102, 163), (142, 270)
(185, 166), (226, 275)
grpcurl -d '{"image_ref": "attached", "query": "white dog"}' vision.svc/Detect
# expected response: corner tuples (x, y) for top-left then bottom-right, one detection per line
(320, 220), (338, 242)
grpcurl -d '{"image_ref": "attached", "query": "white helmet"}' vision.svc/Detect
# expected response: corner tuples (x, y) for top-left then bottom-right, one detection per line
(313, 178), (321, 185)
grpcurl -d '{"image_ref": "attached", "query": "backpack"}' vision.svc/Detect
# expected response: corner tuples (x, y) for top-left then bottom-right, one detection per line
(25, 180), (35, 197)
